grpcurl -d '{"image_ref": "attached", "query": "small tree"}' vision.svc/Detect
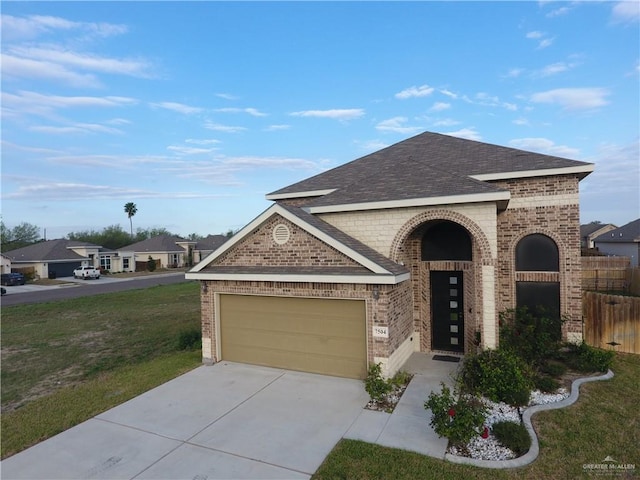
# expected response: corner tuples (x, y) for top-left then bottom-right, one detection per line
(147, 256), (157, 272)
(124, 202), (137, 238)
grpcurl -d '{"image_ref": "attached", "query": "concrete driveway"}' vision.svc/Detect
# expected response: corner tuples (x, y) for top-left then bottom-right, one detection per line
(1, 362), (370, 480)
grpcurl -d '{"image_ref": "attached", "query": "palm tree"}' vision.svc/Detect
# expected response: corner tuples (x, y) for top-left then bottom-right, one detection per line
(124, 202), (137, 238)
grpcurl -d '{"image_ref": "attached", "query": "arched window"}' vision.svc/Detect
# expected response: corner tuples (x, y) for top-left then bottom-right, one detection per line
(515, 234), (560, 321)
(421, 221), (472, 261)
(516, 234), (559, 271)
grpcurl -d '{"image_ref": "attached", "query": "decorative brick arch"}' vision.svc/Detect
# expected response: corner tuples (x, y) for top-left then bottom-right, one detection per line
(389, 210), (493, 263)
(509, 228), (567, 262)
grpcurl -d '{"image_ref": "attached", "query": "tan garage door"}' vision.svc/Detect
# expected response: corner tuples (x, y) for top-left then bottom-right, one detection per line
(220, 294), (367, 379)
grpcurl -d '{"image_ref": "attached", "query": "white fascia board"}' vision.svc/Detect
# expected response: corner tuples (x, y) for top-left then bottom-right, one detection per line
(189, 203), (394, 275)
(470, 164), (594, 181)
(265, 189), (337, 201)
(186, 272), (410, 285)
(306, 191), (511, 214)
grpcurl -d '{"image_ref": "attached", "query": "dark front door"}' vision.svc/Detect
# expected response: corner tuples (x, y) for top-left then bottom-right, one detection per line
(431, 271), (464, 353)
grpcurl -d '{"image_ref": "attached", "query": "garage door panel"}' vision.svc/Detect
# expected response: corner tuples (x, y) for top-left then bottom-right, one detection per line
(223, 327), (365, 358)
(220, 294), (367, 379)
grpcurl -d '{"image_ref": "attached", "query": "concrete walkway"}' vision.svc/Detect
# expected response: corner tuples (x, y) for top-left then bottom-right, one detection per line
(1, 354), (459, 480)
(345, 353), (461, 458)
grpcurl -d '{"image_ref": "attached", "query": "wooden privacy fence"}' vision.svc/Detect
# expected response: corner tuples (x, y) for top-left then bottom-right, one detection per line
(583, 292), (640, 354)
(581, 256), (631, 292)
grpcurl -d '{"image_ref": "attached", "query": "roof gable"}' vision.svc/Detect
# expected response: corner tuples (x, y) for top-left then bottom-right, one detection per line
(123, 235), (191, 252)
(3, 239), (93, 262)
(593, 219), (640, 244)
(267, 131), (594, 210)
(187, 204), (409, 284)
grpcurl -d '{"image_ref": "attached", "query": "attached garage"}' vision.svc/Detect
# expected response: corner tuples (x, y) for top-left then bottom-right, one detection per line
(219, 294), (367, 379)
(48, 261), (82, 278)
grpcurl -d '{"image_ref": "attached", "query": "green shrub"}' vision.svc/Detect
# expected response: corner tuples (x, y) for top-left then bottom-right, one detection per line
(364, 363), (392, 402)
(424, 383), (488, 448)
(533, 375), (561, 393)
(565, 342), (614, 373)
(540, 360), (567, 377)
(492, 421), (531, 456)
(499, 307), (565, 367)
(459, 349), (533, 406)
(147, 256), (157, 272)
(389, 370), (413, 388)
(177, 328), (201, 350)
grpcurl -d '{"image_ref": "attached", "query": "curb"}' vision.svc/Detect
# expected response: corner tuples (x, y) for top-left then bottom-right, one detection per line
(444, 369), (615, 469)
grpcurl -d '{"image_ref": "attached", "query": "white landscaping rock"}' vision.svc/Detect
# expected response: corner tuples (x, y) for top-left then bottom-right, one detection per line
(447, 388), (570, 461)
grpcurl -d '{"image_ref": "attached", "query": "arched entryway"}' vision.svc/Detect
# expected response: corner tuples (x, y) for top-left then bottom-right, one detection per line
(390, 211), (496, 354)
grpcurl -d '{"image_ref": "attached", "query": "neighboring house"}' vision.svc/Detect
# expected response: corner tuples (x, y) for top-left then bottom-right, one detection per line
(193, 235), (229, 264)
(593, 219), (640, 267)
(580, 223), (617, 249)
(187, 131), (594, 380)
(3, 239), (135, 278)
(124, 235), (197, 269)
(1, 254), (11, 274)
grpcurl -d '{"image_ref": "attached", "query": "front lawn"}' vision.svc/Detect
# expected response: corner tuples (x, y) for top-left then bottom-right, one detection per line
(313, 353), (639, 480)
(1, 282), (202, 458)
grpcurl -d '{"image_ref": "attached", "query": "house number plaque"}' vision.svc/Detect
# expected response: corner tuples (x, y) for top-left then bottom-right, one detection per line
(373, 326), (389, 338)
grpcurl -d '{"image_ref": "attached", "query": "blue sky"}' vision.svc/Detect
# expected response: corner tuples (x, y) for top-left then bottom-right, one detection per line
(2, 1), (639, 240)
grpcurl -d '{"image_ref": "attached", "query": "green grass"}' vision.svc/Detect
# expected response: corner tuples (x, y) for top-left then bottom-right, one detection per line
(1, 281), (203, 459)
(1, 282), (200, 411)
(312, 353), (640, 480)
(1, 350), (200, 459)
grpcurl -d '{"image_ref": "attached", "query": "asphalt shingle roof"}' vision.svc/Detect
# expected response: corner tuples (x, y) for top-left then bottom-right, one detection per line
(122, 235), (191, 252)
(269, 131), (592, 205)
(3, 239), (93, 262)
(593, 219), (640, 244)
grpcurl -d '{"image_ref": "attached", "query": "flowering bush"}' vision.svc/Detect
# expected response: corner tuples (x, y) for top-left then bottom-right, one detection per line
(424, 383), (488, 448)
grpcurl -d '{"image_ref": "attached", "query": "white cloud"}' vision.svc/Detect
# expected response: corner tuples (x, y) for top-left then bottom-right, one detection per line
(203, 122), (247, 133)
(525, 30), (554, 49)
(167, 145), (217, 155)
(508, 137), (580, 158)
(215, 93), (239, 100)
(538, 37), (555, 49)
(185, 138), (221, 145)
(504, 68), (524, 78)
(3, 181), (221, 201)
(356, 139), (390, 151)
(465, 92), (517, 111)
(29, 123), (124, 135)
(513, 117), (530, 126)
(290, 109), (364, 120)
(151, 102), (203, 115)
(0, 14), (127, 41)
(442, 128), (482, 141)
(439, 89), (458, 99)
(3, 91), (137, 115)
(215, 107), (267, 117)
(430, 102), (451, 112)
(265, 124), (291, 131)
(395, 85), (434, 99)
(538, 62), (570, 77)
(611, 1), (640, 23)
(8, 46), (153, 78)
(530, 87), (610, 110)
(376, 117), (423, 134)
(546, 6), (572, 18)
(432, 118), (460, 127)
(1, 53), (100, 87)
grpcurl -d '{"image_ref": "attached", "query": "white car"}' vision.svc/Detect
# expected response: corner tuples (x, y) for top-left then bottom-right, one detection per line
(73, 266), (101, 280)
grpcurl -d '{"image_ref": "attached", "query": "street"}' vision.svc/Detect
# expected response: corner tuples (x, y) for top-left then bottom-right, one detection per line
(0, 273), (191, 306)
